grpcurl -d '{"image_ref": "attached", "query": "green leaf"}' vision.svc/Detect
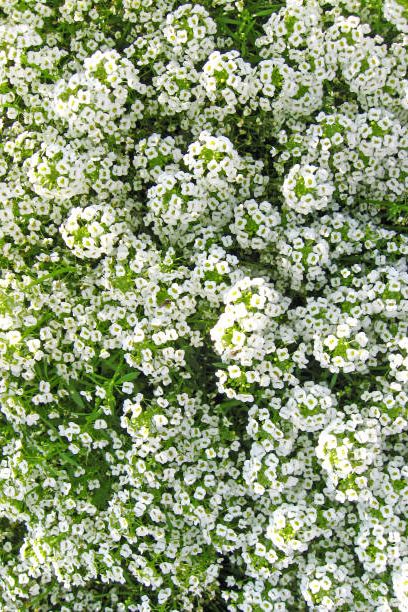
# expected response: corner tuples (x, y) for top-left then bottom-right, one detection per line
(219, 399), (243, 408)
(117, 371), (140, 383)
(69, 390), (85, 409)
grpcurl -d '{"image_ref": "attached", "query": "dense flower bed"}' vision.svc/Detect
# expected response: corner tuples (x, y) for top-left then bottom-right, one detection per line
(0, 0), (407, 610)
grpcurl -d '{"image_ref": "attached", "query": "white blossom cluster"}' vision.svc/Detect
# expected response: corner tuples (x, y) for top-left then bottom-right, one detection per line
(0, 0), (407, 610)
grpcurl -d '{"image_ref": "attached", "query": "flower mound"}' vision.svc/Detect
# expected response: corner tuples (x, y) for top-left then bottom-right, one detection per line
(0, 0), (407, 610)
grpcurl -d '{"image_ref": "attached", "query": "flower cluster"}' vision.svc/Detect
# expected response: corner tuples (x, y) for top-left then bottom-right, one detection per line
(0, 0), (407, 610)
(60, 204), (132, 259)
(145, 131), (267, 247)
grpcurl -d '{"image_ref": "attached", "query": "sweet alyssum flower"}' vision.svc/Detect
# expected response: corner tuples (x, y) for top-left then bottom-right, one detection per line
(0, 0), (407, 610)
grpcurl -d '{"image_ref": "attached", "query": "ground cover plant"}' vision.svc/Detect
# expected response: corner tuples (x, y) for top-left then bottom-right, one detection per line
(0, 0), (407, 609)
